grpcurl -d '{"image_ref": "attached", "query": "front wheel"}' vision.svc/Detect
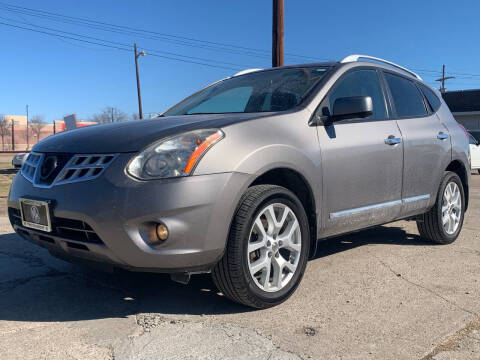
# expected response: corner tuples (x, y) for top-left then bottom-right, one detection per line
(212, 185), (310, 309)
(417, 171), (465, 244)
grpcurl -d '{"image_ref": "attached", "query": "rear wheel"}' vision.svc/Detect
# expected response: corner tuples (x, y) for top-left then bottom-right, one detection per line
(417, 171), (465, 244)
(212, 185), (310, 308)
(477, 169), (480, 175)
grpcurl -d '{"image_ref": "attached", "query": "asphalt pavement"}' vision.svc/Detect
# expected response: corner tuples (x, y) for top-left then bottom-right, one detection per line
(1, 176), (480, 359)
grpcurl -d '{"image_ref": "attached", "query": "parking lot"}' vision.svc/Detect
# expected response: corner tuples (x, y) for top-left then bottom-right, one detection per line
(0, 172), (479, 359)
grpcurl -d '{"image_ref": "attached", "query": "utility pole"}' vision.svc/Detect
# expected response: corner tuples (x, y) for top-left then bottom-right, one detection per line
(26, 105), (29, 150)
(436, 65), (455, 93)
(11, 120), (14, 151)
(134, 43), (146, 119)
(272, 0), (284, 67)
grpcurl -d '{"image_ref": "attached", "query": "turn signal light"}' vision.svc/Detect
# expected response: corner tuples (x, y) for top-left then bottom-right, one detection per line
(183, 131), (223, 174)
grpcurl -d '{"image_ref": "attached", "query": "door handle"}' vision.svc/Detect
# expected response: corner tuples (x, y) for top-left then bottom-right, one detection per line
(385, 135), (402, 145)
(437, 132), (449, 140)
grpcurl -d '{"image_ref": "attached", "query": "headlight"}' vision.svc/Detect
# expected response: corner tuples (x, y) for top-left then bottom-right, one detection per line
(126, 129), (224, 180)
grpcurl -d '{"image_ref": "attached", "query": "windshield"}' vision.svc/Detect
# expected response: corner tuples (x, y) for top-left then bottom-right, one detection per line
(164, 67), (330, 116)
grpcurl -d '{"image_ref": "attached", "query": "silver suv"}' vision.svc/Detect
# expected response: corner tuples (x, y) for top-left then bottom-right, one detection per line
(8, 55), (470, 309)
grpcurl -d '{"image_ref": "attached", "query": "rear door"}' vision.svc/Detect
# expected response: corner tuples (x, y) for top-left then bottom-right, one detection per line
(383, 72), (451, 217)
(317, 68), (404, 237)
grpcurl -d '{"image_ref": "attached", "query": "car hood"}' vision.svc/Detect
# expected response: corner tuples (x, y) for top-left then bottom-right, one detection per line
(33, 113), (270, 153)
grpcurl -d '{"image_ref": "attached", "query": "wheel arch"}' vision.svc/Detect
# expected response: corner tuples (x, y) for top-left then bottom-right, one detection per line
(446, 160), (469, 210)
(249, 167), (318, 258)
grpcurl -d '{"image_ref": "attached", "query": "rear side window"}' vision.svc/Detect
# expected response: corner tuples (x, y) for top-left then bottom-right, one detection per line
(327, 69), (387, 120)
(384, 73), (427, 118)
(418, 83), (441, 112)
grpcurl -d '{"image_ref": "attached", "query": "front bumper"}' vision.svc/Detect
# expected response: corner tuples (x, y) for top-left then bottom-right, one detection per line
(8, 154), (250, 272)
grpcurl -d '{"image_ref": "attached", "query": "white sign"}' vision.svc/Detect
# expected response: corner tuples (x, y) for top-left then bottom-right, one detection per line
(64, 114), (77, 131)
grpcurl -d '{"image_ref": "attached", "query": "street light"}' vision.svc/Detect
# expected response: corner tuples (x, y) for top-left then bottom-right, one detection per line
(134, 43), (147, 119)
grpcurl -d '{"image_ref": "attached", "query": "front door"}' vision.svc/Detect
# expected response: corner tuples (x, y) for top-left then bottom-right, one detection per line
(317, 68), (404, 237)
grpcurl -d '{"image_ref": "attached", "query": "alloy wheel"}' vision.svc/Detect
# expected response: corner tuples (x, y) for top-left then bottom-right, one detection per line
(442, 182), (462, 235)
(247, 203), (302, 292)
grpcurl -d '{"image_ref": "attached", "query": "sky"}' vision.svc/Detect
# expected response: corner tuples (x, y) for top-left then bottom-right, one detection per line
(0, 0), (479, 122)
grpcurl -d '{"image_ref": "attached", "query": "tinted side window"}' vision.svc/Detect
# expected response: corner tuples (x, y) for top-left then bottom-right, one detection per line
(384, 73), (427, 118)
(419, 83), (441, 112)
(328, 69), (386, 120)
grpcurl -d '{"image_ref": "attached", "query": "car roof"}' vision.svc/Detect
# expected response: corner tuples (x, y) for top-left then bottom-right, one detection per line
(235, 60), (421, 83)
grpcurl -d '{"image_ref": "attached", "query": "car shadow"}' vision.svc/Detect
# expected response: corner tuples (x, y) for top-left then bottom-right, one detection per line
(0, 224), (433, 323)
(312, 225), (435, 260)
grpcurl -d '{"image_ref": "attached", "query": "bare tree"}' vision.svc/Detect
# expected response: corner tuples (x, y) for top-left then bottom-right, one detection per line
(90, 107), (128, 123)
(29, 115), (46, 141)
(0, 114), (10, 151)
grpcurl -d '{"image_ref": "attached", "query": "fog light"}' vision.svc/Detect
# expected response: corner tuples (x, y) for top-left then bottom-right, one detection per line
(156, 223), (169, 241)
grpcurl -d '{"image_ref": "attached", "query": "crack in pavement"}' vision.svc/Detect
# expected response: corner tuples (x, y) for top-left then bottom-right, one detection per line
(0, 270), (68, 294)
(420, 316), (480, 359)
(371, 253), (480, 359)
(455, 245), (480, 257)
(132, 313), (308, 359)
(373, 255), (478, 317)
(0, 249), (47, 268)
(0, 244), (137, 297)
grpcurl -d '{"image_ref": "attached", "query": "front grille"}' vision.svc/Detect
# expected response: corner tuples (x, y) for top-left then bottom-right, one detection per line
(21, 152), (117, 187)
(21, 153), (42, 182)
(54, 217), (103, 243)
(55, 154), (116, 185)
(37, 153), (73, 185)
(8, 207), (22, 227)
(9, 207), (103, 244)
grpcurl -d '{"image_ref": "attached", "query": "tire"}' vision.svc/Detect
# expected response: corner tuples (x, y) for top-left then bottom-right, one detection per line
(416, 171), (465, 244)
(212, 185), (310, 309)
(477, 169), (480, 175)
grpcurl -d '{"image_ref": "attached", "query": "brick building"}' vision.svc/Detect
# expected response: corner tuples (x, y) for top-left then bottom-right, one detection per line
(1, 115), (96, 151)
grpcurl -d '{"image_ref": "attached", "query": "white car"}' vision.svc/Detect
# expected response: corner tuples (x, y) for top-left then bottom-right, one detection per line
(12, 153), (28, 169)
(468, 133), (480, 173)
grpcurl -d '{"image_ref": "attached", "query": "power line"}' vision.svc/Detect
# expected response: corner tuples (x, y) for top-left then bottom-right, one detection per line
(0, 2), (479, 82)
(0, 21), (130, 51)
(0, 21), (242, 71)
(0, 2), (326, 62)
(3, 2), (479, 79)
(0, 5), (272, 60)
(0, 15), (251, 69)
(411, 67), (480, 78)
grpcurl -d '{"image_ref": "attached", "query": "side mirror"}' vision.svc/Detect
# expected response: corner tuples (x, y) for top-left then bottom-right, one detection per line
(329, 96), (373, 124)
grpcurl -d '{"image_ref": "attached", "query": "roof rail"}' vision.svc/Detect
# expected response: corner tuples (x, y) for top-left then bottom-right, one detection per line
(340, 54), (422, 81)
(233, 68), (263, 77)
